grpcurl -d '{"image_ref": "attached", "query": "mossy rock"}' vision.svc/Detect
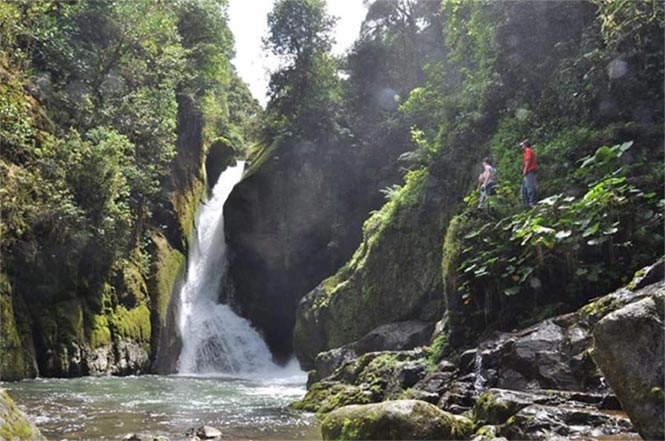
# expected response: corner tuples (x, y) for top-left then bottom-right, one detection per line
(296, 350), (432, 415)
(0, 275), (38, 381)
(149, 233), (185, 325)
(170, 169), (205, 245)
(205, 136), (237, 186)
(295, 170), (450, 368)
(592, 289), (665, 441)
(0, 390), (45, 441)
(292, 382), (374, 414)
(109, 304), (151, 345)
(320, 400), (473, 440)
(147, 232), (185, 368)
(472, 389), (542, 426)
(89, 314), (112, 349)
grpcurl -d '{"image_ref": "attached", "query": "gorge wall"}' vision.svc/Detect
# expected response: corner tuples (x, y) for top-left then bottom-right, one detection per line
(0, 1), (255, 380)
(223, 137), (382, 361)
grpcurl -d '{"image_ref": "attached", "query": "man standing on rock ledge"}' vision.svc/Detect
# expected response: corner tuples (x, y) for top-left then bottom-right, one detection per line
(520, 139), (538, 207)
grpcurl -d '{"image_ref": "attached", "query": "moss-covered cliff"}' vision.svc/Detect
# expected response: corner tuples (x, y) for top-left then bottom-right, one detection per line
(0, 1), (256, 379)
(293, 169), (450, 368)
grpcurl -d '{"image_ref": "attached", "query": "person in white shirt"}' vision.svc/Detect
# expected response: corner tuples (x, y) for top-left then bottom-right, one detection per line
(478, 157), (497, 210)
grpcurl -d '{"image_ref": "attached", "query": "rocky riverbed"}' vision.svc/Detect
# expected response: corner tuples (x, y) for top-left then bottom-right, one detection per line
(292, 261), (664, 440)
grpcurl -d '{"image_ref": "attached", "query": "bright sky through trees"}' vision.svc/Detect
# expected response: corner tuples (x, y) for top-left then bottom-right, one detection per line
(228, 0), (366, 106)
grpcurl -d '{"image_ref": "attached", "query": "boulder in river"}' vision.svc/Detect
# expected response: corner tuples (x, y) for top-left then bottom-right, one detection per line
(293, 349), (428, 414)
(320, 399), (473, 440)
(185, 425), (223, 440)
(310, 320), (434, 383)
(592, 284), (665, 441)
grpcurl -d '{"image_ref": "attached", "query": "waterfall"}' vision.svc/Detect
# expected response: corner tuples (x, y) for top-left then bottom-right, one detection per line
(176, 161), (277, 375)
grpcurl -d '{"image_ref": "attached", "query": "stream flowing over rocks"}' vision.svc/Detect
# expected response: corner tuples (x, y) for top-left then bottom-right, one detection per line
(294, 262), (664, 440)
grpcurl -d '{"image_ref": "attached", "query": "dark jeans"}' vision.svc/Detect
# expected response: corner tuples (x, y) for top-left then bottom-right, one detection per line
(521, 172), (537, 207)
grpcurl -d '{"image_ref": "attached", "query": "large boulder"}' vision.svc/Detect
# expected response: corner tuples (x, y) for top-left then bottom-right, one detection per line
(458, 277), (665, 397)
(0, 389), (46, 440)
(592, 283), (665, 441)
(293, 350), (428, 414)
(310, 320), (434, 382)
(320, 400), (473, 440)
(354, 321), (434, 355)
(499, 404), (634, 440)
(224, 138), (380, 361)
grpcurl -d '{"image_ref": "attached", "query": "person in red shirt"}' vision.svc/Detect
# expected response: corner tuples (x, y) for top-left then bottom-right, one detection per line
(520, 139), (538, 207)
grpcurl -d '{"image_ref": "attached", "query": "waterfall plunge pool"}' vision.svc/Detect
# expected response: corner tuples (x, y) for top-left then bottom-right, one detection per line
(1, 164), (322, 439)
(2, 369), (320, 440)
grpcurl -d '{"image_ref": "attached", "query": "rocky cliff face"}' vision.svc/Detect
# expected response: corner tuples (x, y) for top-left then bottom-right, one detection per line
(224, 138), (375, 361)
(293, 170), (449, 368)
(0, 92), (230, 380)
(292, 129), (482, 369)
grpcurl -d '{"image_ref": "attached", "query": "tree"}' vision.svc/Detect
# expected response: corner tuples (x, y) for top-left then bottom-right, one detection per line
(263, 0), (342, 141)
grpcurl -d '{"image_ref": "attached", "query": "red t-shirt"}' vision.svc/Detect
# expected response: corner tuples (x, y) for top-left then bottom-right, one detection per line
(523, 147), (538, 174)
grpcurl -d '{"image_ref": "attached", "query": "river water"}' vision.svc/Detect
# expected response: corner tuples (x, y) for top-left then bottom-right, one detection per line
(2, 370), (319, 440)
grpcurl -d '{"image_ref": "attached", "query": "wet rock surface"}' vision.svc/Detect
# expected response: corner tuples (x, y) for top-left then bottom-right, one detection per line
(499, 404), (633, 440)
(295, 274), (664, 440)
(310, 321), (433, 383)
(353, 321), (434, 355)
(593, 285), (665, 440)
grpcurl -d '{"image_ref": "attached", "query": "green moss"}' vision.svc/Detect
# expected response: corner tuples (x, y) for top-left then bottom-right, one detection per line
(321, 401), (473, 440)
(243, 141), (276, 179)
(427, 334), (450, 367)
(628, 267), (648, 291)
(296, 169), (449, 361)
(89, 314), (112, 348)
(171, 172), (205, 242)
(109, 304), (151, 345)
(473, 391), (511, 425)
(0, 274), (37, 380)
(442, 215), (466, 287)
(150, 232), (185, 322)
(120, 259), (148, 306)
(55, 299), (85, 343)
(578, 294), (623, 326)
(291, 382), (373, 414)
(0, 390), (43, 440)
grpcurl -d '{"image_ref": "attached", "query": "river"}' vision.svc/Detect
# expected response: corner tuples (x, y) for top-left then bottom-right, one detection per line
(2, 370), (319, 440)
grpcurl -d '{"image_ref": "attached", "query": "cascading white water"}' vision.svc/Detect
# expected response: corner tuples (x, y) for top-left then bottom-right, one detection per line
(177, 162), (278, 375)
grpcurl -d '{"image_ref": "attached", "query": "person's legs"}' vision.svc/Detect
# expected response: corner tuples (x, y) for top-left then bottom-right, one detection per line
(525, 173), (537, 206)
(521, 178), (529, 208)
(478, 185), (487, 209)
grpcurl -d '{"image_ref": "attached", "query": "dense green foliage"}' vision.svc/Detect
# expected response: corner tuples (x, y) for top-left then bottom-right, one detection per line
(0, 0), (258, 377)
(396, 0), (665, 337)
(263, 0), (342, 141)
(299, 0), (664, 348)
